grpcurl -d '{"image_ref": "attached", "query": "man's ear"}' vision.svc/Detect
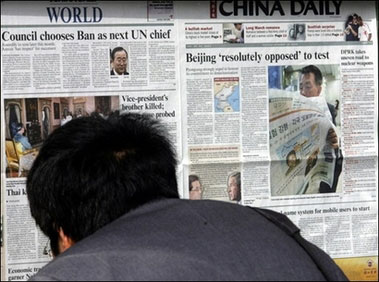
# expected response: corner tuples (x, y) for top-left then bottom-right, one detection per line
(317, 85), (322, 96)
(58, 228), (75, 254)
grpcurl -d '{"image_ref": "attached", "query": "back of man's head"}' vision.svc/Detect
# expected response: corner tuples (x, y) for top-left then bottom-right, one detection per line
(301, 65), (323, 86)
(27, 112), (179, 255)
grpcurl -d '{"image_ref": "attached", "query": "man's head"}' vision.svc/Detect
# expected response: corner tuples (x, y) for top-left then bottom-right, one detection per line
(352, 13), (358, 25)
(27, 112), (179, 257)
(189, 175), (202, 200)
(227, 172), (241, 202)
(234, 23), (242, 31)
(297, 24), (304, 34)
(300, 65), (323, 97)
(286, 150), (298, 168)
(346, 15), (353, 24)
(111, 47), (128, 75)
(15, 123), (24, 134)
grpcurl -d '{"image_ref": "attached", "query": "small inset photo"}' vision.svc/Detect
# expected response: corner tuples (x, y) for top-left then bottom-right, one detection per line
(288, 24), (305, 41)
(189, 175), (203, 200)
(223, 23), (244, 43)
(344, 13), (372, 41)
(110, 46), (129, 76)
(4, 95), (120, 178)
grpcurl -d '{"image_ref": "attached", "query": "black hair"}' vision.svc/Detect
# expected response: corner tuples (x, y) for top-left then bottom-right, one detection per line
(27, 112), (179, 256)
(345, 15), (354, 27)
(301, 65), (323, 86)
(110, 47), (127, 61)
(188, 175), (200, 191)
(16, 122), (24, 130)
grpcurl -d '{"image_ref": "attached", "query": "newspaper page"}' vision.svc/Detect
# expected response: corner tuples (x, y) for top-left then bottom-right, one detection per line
(1, 1), (378, 281)
(177, 1), (378, 280)
(1, 1), (181, 281)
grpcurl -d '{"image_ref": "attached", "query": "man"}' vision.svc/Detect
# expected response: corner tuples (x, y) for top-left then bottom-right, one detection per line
(12, 123), (37, 174)
(189, 174), (203, 200)
(295, 24), (305, 40)
(345, 13), (359, 41)
(110, 47), (129, 76)
(232, 23), (244, 43)
(227, 171), (241, 202)
(300, 65), (342, 192)
(300, 65), (338, 137)
(27, 112), (347, 281)
(12, 123), (32, 151)
(286, 150), (300, 176)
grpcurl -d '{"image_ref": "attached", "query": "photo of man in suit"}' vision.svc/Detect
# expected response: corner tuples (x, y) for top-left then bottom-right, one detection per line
(110, 47), (129, 76)
(300, 65), (342, 193)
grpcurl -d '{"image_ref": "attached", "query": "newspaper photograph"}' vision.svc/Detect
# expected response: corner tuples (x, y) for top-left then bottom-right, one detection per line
(268, 64), (342, 197)
(188, 163), (241, 203)
(4, 95), (120, 178)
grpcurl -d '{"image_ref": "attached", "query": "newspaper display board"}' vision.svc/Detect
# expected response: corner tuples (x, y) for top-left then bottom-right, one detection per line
(1, 1), (378, 281)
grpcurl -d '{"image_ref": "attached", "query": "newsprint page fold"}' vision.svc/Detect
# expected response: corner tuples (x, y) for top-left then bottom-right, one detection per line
(1, 1), (378, 281)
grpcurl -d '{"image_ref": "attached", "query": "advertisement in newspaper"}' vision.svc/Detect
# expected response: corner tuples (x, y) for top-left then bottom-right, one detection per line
(1, 1), (378, 281)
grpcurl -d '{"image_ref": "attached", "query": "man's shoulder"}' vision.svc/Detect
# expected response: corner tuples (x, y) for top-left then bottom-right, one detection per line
(110, 69), (129, 75)
(30, 200), (290, 280)
(29, 199), (347, 281)
(327, 102), (336, 113)
(327, 102), (337, 123)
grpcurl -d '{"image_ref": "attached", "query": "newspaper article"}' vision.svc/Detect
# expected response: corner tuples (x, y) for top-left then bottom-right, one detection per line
(4, 179), (49, 281)
(1, 1), (378, 281)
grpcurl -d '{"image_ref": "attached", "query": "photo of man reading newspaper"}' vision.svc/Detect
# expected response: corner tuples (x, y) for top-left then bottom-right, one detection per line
(268, 64), (342, 196)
